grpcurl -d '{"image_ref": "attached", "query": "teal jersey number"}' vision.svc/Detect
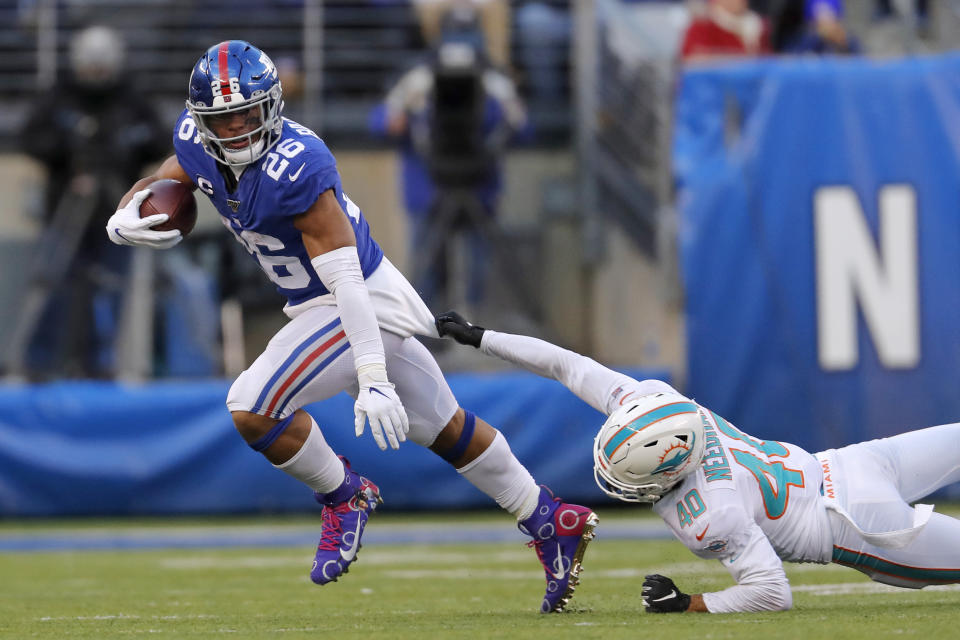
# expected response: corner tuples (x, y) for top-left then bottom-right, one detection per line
(711, 411), (788, 457)
(729, 449), (804, 519)
(710, 411), (804, 519)
(676, 489), (706, 528)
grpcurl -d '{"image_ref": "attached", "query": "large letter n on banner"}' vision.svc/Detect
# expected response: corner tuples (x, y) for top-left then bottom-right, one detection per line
(814, 185), (919, 371)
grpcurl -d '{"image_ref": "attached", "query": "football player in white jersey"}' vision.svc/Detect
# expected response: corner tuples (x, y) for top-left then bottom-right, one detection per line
(104, 40), (598, 613)
(436, 311), (960, 613)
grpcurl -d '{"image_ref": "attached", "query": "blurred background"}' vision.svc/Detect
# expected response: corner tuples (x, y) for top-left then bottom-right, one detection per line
(2, 0), (960, 517)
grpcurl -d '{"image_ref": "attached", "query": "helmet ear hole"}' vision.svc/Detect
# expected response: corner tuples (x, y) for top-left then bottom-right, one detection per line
(677, 435), (688, 442)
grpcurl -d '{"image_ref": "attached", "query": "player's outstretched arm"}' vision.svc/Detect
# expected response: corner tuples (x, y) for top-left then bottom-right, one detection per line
(107, 155), (194, 250)
(296, 189), (409, 451)
(437, 310), (674, 415)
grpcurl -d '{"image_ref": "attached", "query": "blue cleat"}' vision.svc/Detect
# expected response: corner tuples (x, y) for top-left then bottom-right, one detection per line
(519, 486), (599, 613)
(310, 457), (382, 585)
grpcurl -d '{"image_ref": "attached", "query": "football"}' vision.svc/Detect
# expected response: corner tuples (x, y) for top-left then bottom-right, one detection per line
(139, 179), (198, 236)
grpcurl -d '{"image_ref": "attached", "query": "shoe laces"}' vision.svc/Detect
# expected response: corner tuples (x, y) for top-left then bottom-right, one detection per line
(527, 539), (550, 569)
(317, 500), (352, 551)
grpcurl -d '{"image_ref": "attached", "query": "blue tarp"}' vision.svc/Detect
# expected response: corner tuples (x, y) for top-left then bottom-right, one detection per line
(676, 54), (960, 466)
(0, 369), (665, 516)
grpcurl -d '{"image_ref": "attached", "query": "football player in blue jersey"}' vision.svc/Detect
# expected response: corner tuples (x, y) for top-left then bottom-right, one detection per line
(104, 40), (596, 613)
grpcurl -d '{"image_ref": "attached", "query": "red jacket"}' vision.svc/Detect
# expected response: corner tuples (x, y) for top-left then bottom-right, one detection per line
(681, 15), (772, 60)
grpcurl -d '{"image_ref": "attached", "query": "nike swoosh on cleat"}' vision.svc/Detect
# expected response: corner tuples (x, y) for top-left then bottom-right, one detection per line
(652, 590), (677, 602)
(288, 164), (305, 182)
(549, 543), (568, 580)
(695, 525), (710, 541)
(339, 517), (363, 562)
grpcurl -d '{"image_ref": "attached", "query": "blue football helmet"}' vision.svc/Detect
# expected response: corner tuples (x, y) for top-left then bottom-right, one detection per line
(186, 40), (284, 166)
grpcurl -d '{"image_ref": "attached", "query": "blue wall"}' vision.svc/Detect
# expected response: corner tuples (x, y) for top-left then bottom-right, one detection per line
(0, 370), (663, 516)
(677, 54), (960, 462)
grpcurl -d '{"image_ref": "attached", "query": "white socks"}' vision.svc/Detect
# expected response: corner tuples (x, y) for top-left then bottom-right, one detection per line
(457, 431), (541, 520)
(274, 417), (542, 518)
(273, 417), (345, 494)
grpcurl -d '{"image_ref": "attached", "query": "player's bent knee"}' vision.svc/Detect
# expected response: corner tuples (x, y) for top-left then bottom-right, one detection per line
(429, 408), (496, 467)
(427, 408), (464, 449)
(232, 410), (283, 444)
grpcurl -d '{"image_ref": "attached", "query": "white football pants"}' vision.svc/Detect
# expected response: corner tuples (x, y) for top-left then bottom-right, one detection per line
(824, 423), (960, 587)
(226, 302), (458, 447)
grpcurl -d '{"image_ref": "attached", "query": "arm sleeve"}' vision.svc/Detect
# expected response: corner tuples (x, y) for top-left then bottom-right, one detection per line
(700, 523), (793, 613)
(479, 330), (677, 414)
(384, 65), (431, 115)
(311, 247), (385, 373)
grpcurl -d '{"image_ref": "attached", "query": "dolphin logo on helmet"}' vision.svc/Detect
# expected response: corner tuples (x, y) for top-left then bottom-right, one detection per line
(593, 393), (706, 503)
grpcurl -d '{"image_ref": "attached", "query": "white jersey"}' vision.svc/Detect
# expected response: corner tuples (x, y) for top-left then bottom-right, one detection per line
(480, 329), (960, 610)
(480, 330), (832, 612)
(652, 410), (832, 612)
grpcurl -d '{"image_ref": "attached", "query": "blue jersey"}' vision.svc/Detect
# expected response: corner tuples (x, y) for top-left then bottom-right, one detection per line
(172, 110), (383, 307)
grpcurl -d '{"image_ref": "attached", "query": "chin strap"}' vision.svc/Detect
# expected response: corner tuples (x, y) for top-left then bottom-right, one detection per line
(219, 137), (266, 167)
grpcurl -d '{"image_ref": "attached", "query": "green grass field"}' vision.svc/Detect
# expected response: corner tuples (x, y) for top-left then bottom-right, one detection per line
(1, 508), (958, 640)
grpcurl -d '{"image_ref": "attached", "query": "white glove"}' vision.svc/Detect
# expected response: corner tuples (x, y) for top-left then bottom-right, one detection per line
(354, 364), (409, 450)
(106, 188), (182, 249)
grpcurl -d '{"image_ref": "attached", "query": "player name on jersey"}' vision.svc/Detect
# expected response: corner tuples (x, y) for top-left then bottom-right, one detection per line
(700, 415), (732, 483)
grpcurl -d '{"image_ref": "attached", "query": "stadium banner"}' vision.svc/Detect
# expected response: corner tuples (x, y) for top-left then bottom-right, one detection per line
(0, 370), (664, 516)
(676, 54), (960, 471)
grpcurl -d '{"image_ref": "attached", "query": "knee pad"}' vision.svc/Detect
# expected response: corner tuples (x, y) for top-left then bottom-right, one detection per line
(247, 413), (296, 452)
(438, 409), (476, 463)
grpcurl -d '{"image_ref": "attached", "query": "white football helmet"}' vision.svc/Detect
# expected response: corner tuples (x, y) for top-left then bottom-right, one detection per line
(593, 392), (706, 503)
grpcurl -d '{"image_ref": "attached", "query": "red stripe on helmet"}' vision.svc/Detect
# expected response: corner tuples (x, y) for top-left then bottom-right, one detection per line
(217, 41), (231, 96)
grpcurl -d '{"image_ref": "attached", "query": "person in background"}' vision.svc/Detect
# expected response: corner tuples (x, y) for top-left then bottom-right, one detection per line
(680, 0), (773, 61)
(785, 0), (861, 54)
(370, 6), (526, 311)
(413, 0), (511, 68)
(13, 25), (167, 379)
